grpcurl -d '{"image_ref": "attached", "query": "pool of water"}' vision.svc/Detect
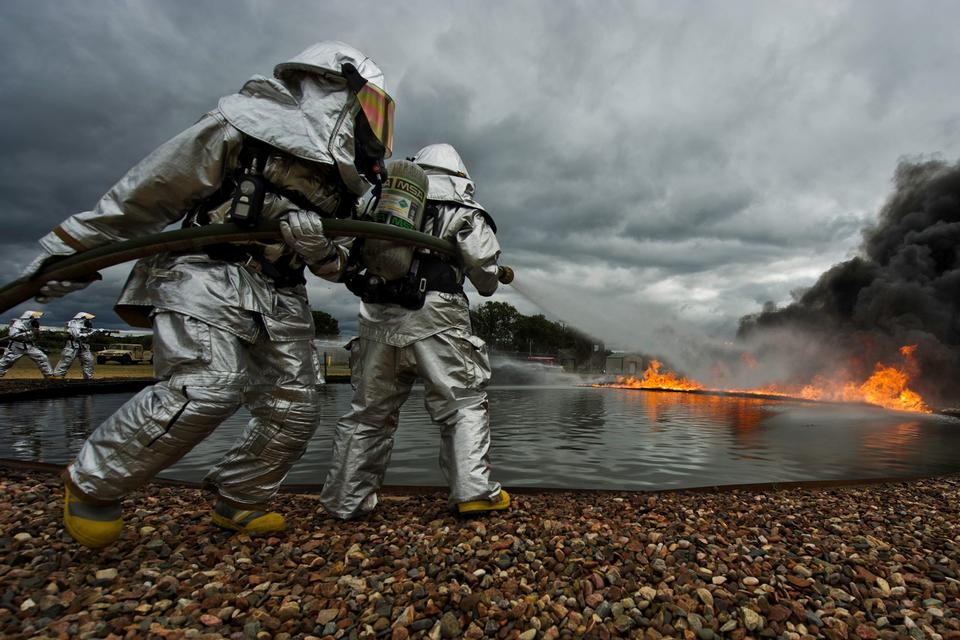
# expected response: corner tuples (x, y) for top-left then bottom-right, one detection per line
(0, 385), (957, 490)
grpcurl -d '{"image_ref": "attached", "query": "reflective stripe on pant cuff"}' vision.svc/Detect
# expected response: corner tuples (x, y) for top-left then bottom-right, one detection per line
(217, 493), (271, 512)
(61, 468), (123, 507)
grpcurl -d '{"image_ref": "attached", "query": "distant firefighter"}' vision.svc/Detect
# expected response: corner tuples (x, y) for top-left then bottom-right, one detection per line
(0, 310), (53, 378)
(53, 312), (97, 379)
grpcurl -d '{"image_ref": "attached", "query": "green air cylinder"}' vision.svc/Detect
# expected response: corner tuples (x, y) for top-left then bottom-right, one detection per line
(362, 160), (430, 281)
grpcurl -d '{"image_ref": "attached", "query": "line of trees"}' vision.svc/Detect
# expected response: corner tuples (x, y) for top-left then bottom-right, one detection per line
(470, 301), (604, 369)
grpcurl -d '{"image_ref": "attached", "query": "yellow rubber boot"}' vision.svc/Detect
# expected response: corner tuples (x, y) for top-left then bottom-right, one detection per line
(458, 489), (511, 515)
(211, 500), (286, 535)
(63, 484), (123, 548)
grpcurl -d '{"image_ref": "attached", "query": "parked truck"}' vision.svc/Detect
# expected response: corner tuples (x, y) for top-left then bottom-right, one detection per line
(96, 343), (153, 365)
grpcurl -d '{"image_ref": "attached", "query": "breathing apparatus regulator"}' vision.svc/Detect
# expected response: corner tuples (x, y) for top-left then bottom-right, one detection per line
(227, 148), (269, 227)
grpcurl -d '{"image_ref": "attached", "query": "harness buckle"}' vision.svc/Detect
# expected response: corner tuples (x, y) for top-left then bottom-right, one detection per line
(241, 254), (263, 274)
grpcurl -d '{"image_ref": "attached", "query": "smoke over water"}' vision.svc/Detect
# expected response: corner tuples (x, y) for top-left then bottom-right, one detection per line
(509, 158), (960, 409)
(738, 158), (960, 407)
(508, 274), (735, 379)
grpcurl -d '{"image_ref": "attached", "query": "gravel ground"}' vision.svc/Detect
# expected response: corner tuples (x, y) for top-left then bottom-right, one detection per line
(1, 468), (958, 640)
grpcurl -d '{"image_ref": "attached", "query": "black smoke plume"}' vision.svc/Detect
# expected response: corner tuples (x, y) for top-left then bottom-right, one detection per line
(738, 158), (960, 407)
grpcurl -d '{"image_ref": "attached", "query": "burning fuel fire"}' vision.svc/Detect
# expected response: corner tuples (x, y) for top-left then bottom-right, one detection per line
(598, 346), (931, 413)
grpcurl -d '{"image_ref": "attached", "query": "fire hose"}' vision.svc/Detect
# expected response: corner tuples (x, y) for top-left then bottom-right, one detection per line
(0, 220), (514, 315)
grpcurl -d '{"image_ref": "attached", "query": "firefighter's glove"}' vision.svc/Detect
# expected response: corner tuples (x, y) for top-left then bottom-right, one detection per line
(280, 211), (336, 264)
(21, 246), (98, 304)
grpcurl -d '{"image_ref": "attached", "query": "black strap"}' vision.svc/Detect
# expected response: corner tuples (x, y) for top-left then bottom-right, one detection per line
(416, 254), (463, 294)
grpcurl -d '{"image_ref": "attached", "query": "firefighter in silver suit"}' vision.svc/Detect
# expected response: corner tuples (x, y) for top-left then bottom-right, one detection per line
(52, 312), (97, 379)
(0, 310), (53, 378)
(18, 42), (395, 547)
(320, 143), (510, 519)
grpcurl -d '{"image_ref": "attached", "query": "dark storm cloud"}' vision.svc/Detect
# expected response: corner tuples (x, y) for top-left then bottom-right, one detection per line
(740, 158), (960, 405)
(1, 0), (959, 338)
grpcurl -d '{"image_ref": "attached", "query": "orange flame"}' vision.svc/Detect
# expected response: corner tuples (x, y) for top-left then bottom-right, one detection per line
(599, 347), (931, 413)
(611, 359), (704, 391)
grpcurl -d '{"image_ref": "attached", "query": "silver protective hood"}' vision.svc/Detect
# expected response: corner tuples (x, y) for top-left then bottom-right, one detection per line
(413, 143), (470, 178)
(412, 144), (487, 214)
(218, 41), (387, 196)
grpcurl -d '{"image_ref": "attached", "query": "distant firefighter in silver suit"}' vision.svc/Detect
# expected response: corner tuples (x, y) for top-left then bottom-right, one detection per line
(18, 42), (395, 547)
(52, 312), (97, 379)
(321, 143), (510, 519)
(0, 310), (53, 378)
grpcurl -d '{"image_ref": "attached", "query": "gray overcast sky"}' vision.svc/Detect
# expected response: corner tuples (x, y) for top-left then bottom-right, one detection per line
(2, 0), (958, 342)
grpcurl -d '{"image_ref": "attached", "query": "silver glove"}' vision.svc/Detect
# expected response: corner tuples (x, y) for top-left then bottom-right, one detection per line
(280, 211), (336, 264)
(20, 249), (95, 303)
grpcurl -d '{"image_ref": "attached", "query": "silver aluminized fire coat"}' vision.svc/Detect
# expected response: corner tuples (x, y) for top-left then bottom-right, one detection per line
(320, 144), (502, 519)
(0, 316), (53, 377)
(53, 316), (96, 379)
(32, 42), (384, 507)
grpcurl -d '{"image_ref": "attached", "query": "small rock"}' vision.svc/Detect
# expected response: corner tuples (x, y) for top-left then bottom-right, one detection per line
(316, 608), (338, 625)
(95, 568), (118, 584)
(440, 612), (461, 638)
(596, 601), (612, 619)
(13, 533), (31, 543)
(696, 588), (714, 607)
(613, 614), (634, 633)
(199, 614), (221, 626)
(742, 607), (763, 631)
(876, 577), (891, 595)
(278, 601), (300, 621)
(767, 605), (791, 622)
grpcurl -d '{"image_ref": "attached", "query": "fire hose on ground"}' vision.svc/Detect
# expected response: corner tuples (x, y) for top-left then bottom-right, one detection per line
(0, 220), (515, 315)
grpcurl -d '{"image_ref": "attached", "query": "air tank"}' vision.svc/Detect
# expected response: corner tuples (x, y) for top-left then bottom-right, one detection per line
(362, 160), (429, 281)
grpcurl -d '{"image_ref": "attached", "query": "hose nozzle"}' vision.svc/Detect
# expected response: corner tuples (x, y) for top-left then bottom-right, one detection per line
(497, 266), (515, 284)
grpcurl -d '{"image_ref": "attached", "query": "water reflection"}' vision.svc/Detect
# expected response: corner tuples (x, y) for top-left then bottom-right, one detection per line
(0, 385), (957, 490)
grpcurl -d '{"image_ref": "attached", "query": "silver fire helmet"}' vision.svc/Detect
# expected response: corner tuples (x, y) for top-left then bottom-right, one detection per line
(219, 41), (391, 196)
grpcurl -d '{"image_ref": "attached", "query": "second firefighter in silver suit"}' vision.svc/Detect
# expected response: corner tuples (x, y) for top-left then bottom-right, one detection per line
(18, 42), (395, 546)
(53, 312), (97, 379)
(320, 144), (509, 519)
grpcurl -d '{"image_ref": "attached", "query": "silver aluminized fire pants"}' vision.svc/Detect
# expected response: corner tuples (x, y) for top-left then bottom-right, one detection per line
(66, 311), (319, 508)
(54, 344), (95, 379)
(0, 342), (53, 377)
(320, 331), (501, 519)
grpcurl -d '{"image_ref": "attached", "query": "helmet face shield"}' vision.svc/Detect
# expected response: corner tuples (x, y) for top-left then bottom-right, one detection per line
(341, 63), (394, 159)
(355, 82), (394, 158)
